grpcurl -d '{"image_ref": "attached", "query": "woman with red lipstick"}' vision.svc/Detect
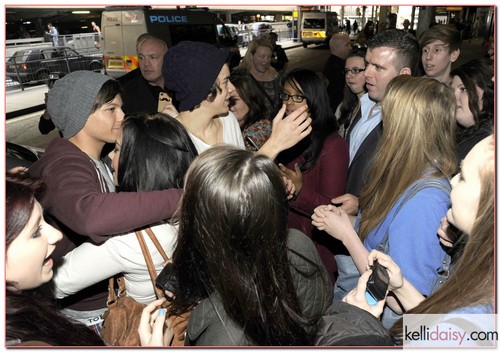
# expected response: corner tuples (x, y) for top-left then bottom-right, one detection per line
(6, 172), (104, 346)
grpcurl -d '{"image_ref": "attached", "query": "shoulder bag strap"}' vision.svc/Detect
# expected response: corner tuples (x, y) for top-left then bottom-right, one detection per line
(136, 230), (166, 299)
(376, 179), (451, 254)
(144, 227), (169, 262)
(106, 276), (117, 307)
(106, 228), (169, 304)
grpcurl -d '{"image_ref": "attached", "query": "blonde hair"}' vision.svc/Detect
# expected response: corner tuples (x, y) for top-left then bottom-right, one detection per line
(238, 38), (278, 76)
(358, 75), (457, 240)
(391, 135), (495, 341)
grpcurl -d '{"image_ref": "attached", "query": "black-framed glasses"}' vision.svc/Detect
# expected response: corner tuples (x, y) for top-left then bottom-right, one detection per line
(279, 92), (306, 103)
(344, 68), (365, 75)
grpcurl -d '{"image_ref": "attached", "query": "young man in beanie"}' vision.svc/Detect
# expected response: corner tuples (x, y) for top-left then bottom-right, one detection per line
(29, 71), (182, 332)
(163, 40), (312, 160)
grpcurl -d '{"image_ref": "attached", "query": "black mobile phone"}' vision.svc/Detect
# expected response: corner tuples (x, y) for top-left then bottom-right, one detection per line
(365, 260), (389, 306)
(155, 263), (178, 301)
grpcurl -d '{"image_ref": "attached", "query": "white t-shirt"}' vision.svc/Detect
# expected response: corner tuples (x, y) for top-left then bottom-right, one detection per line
(188, 112), (245, 154)
(53, 222), (177, 305)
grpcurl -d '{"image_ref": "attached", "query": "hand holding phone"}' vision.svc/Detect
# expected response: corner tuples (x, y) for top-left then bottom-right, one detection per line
(157, 92), (172, 112)
(365, 260), (389, 306)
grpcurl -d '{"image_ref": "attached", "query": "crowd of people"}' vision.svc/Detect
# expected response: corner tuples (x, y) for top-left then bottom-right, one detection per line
(6, 23), (495, 347)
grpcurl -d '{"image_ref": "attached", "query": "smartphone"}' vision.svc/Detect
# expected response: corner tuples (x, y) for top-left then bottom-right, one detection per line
(246, 136), (260, 150)
(365, 260), (389, 306)
(155, 263), (178, 301)
(157, 92), (172, 112)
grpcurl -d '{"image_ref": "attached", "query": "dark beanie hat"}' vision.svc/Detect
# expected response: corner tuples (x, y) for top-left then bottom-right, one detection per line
(47, 71), (113, 139)
(163, 41), (229, 112)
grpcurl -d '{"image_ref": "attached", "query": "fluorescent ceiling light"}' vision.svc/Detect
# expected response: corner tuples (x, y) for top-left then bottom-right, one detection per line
(72, 11), (90, 14)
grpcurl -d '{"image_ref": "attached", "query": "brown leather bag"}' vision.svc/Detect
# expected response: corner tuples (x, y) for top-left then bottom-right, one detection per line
(100, 228), (189, 346)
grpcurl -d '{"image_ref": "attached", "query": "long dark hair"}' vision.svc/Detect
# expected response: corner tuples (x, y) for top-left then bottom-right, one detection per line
(229, 69), (271, 129)
(6, 173), (104, 346)
(450, 58), (494, 140)
(363, 20), (375, 39)
(6, 173), (44, 250)
(117, 112), (198, 192)
(338, 47), (367, 132)
(279, 68), (338, 172)
(7, 290), (104, 346)
(171, 146), (310, 345)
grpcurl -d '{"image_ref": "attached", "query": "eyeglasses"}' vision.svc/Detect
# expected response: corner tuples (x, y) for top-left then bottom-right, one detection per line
(344, 68), (365, 75)
(279, 92), (306, 103)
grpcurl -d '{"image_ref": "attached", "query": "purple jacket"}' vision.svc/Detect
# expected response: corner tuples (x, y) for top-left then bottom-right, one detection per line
(286, 132), (349, 283)
(30, 138), (182, 310)
(30, 138), (182, 255)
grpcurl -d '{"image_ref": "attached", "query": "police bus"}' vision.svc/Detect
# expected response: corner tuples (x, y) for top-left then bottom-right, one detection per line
(101, 6), (240, 77)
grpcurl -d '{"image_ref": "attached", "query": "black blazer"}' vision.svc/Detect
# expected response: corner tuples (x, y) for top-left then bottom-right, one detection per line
(119, 68), (165, 114)
(345, 109), (383, 196)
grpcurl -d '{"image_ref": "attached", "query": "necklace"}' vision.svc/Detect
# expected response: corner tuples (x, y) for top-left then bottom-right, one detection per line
(180, 117), (223, 146)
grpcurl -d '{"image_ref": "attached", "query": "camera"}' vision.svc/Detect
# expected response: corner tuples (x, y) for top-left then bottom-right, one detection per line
(155, 263), (178, 301)
(365, 260), (389, 306)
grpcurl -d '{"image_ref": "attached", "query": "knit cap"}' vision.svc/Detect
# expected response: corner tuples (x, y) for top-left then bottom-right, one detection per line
(47, 71), (113, 139)
(162, 41), (229, 112)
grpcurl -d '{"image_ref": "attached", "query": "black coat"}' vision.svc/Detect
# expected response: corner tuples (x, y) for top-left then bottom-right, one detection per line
(271, 44), (289, 72)
(323, 54), (346, 113)
(119, 68), (165, 114)
(457, 123), (492, 161)
(314, 301), (393, 346)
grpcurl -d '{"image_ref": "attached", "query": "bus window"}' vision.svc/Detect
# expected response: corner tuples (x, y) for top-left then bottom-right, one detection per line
(169, 24), (216, 46)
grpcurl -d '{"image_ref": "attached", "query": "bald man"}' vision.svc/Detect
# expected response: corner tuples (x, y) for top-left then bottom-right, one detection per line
(322, 32), (353, 113)
(119, 33), (172, 114)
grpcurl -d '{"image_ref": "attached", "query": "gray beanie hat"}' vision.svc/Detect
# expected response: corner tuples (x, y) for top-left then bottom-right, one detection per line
(163, 41), (229, 112)
(47, 71), (113, 139)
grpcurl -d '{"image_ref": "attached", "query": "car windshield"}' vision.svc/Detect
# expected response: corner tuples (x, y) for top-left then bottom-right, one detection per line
(303, 19), (325, 29)
(12, 50), (30, 63)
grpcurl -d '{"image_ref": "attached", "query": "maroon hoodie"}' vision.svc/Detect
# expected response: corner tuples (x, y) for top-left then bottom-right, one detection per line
(30, 138), (182, 310)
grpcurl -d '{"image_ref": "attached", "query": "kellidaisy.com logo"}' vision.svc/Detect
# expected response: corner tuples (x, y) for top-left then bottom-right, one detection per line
(403, 314), (498, 347)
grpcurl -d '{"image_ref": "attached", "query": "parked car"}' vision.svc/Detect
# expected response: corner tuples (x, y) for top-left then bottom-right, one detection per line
(241, 22), (273, 40)
(220, 23), (250, 48)
(6, 142), (44, 170)
(216, 23), (242, 68)
(6, 46), (103, 83)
